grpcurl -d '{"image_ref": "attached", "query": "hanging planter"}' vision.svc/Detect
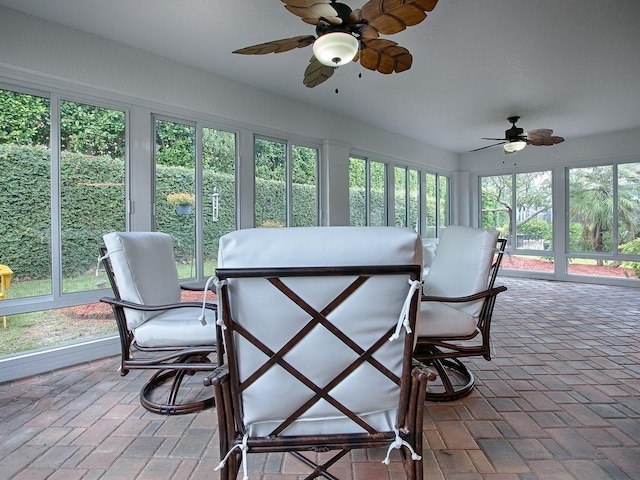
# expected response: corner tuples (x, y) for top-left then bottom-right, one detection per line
(175, 204), (192, 215)
(166, 192), (195, 216)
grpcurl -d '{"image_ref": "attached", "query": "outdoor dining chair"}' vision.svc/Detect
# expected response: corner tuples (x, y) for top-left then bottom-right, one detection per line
(99, 231), (221, 414)
(206, 226), (436, 480)
(413, 226), (507, 401)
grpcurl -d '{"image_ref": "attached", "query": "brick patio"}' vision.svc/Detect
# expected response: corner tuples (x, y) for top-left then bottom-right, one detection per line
(1, 277), (639, 479)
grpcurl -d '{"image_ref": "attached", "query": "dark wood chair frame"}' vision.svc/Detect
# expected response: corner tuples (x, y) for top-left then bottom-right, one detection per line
(413, 238), (507, 402)
(99, 246), (223, 415)
(206, 264), (436, 480)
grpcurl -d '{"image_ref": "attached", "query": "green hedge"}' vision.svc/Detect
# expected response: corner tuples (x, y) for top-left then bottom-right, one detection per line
(1, 145), (320, 279)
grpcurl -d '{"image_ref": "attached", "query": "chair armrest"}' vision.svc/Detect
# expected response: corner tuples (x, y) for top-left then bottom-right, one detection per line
(99, 296), (217, 312)
(203, 364), (229, 387)
(421, 285), (507, 303)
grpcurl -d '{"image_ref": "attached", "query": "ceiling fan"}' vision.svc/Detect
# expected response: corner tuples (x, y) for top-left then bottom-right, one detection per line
(471, 116), (565, 154)
(232, 0), (439, 88)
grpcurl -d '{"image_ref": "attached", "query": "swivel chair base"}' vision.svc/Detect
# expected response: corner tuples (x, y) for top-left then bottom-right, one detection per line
(138, 353), (216, 415)
(414, 346), (476, 402)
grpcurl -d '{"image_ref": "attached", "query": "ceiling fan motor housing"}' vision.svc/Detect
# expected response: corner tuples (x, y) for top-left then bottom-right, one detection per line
(506, 125), (524, 140)
(505, 116), (524, 140)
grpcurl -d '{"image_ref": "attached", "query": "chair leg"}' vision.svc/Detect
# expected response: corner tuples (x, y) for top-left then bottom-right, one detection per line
(414, 347), (475, 402)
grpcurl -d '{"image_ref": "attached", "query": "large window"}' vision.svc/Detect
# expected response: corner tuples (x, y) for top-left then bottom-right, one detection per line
(481, 171), (554, 274)
(394, 166), (421, 231)
(61, 100), (126, 293)
(349, 156), (387, 226)
(203, 127), (237, 275)
(254, 136), (319, 228)
(0, 86), (127, 354)
(481, 165), (640, 281)
(1, 88), (52, 298)
(349, 156), (448, 236)
(154, 116), (237, 279)
(154, 117), (196, 278)
(425, 173), (449, 238)
(567, 163), (640, 280)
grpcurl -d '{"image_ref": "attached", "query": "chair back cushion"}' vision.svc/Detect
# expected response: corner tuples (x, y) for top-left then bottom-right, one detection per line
(217, 226), (421, 437)
(421, 237), (439, 276)
(103, 232), (181, 329)
(424, 226), (498, 318)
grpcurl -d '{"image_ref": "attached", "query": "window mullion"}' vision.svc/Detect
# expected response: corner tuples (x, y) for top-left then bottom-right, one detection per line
(50, 93), (62, 300)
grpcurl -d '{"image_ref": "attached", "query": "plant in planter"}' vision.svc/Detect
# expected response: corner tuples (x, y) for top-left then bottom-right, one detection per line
(166, 192), (195, 215)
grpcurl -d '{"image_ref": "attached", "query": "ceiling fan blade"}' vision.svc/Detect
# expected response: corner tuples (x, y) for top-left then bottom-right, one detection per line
(528, 136), (565, 146)
(469, 141), (506, 152)
(360, 39), (412, 74)
(360, 0), (438, 35)
(527, 128), (553, 137)
(283, 0), (342, 26)
(303, 56), (335, 88)
(526, 128), (565, 146)
(481, 137), (507, 141)
(348, 9), (380, 39)
(233, 35), (315, 55)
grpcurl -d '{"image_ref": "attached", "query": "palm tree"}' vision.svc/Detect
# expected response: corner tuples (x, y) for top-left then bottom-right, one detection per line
(569, 165), (640, 261)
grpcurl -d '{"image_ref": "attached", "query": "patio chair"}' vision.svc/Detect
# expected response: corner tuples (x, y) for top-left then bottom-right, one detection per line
(413, 226), (507, 401)
(206, 226), (436, 480)
(99, 231), (222, 415)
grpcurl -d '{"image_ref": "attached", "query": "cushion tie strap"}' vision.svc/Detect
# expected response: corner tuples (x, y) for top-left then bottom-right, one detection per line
(213, 277), (228, 329)
(198, 275), (219, 326)
(382, 429), (421, 465)
(389, 279), (421, 342)
(96, 253), (109, 276)
(215, 433), (249, 480)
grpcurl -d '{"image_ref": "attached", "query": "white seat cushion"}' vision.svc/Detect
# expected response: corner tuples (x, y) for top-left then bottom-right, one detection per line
(133, 306), (218, 348)
(416, 302), (477, 338)
(217, 226), (421, 437)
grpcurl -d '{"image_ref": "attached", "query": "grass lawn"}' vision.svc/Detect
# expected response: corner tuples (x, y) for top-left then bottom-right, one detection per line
(0, 262), (216, 356)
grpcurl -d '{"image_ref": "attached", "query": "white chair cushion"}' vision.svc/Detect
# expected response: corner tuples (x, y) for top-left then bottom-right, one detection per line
(422, 226), (498, 318)
(103, 232), (181, 330)
(218, 226), (422, 268)
(416, 302), (477, 338)
(133, 306), (218, 348)
(421, 237), (438, 277)
(217, 226), (421, 437)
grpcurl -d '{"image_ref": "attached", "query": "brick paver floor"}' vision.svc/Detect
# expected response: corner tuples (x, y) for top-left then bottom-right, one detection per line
(1, 277), (639, 479)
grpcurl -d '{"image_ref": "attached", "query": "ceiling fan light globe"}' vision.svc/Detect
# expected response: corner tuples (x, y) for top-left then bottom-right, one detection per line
(503, 140), (527, 153)
(313, 32), (358, 67)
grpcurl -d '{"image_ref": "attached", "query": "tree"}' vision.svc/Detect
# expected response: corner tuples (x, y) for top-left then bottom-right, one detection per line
(569, 165), (640, 258)
(481, 172), (552, 241)
(0, 90), (49, 146)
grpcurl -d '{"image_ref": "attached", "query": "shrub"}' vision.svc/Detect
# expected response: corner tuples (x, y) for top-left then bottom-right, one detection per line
(620, 238), (640, 277)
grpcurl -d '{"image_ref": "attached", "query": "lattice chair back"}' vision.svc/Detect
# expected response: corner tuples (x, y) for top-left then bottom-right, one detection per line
(211, 226), (433, 480)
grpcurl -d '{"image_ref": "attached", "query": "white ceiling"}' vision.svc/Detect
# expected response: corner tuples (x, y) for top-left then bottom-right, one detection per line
(1, 0), (639, 154)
